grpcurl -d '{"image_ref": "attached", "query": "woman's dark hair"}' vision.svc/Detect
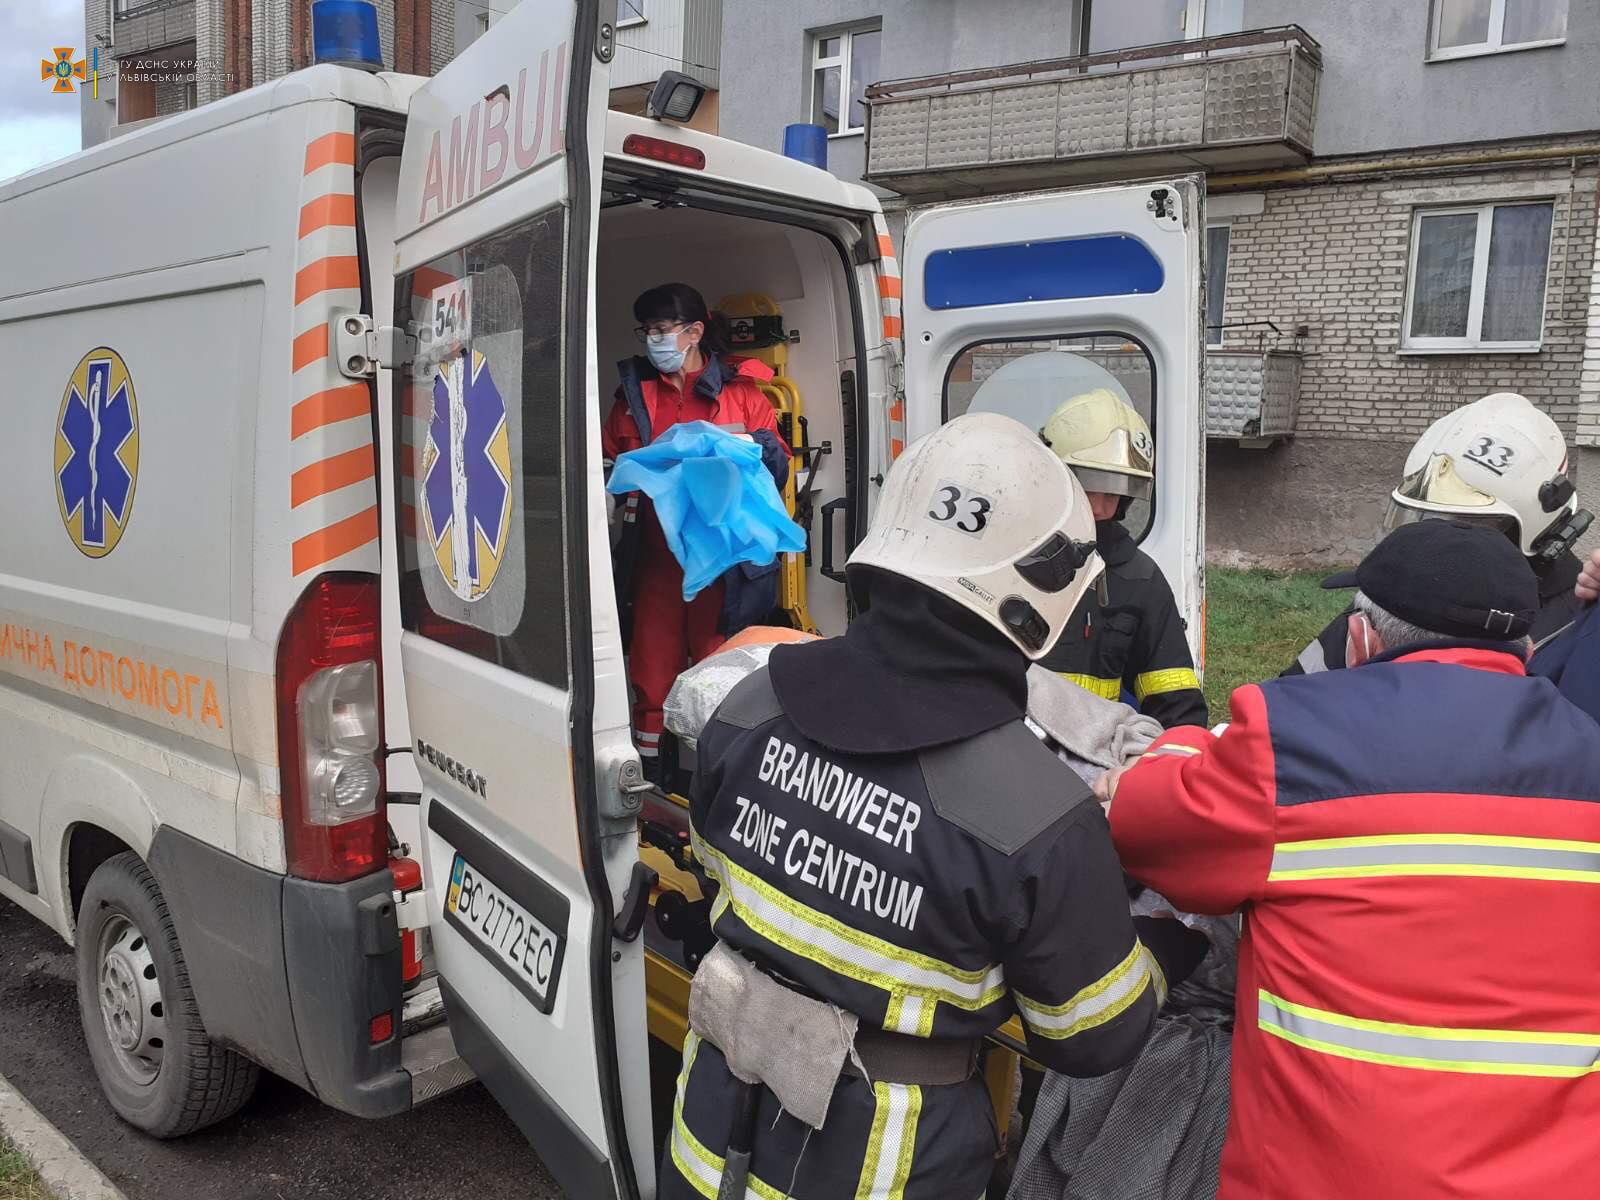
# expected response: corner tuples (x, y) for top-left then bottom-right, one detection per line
(633, 282), (733, 358)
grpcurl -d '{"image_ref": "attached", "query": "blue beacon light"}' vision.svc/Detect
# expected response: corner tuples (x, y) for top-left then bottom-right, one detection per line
(311, 0), (384, 71)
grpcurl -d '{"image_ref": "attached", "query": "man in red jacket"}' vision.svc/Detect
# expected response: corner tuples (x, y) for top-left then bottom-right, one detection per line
(1102, 520), (1600, 1199)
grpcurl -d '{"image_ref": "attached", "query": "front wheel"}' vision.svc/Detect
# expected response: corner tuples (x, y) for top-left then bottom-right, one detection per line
(75, 851), (259, 1137)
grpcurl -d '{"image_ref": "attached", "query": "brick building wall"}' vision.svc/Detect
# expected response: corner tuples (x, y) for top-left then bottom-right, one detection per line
(1208, 149), (1600, 567)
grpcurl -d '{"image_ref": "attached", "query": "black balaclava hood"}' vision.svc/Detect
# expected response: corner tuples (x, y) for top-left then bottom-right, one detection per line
(766, 567), (1030, 756)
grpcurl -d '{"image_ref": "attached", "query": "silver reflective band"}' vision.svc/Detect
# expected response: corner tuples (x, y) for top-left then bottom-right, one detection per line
(1269, 834), (1600, 884)
(1014, 942), (1164, 1040)
(1257, 990), (1600, 1078)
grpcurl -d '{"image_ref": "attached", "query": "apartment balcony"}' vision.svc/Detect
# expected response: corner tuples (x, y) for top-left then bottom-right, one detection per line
(864, 27), (1320, 200)
(1205, 345), (1303, 444)
(112, 0), (195, 60)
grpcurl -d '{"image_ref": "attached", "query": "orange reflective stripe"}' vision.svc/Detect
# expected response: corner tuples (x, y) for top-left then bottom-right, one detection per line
(889, 399), (905, 421)
(292, 507), (380, 575)
(883, 314), (903, 338)
(291, 446), (375, 507)
(303, 132), (356, 174)
(295, 256), (361, 303)
(291, 382), (371, 438)
(298, 192), (357, 237)
(292, 325), (329, 372)
(877, 233), (895, 258)
(878, 274), (902, 299)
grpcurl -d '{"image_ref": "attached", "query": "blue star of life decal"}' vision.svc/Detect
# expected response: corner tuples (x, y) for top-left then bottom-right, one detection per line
(423, 350), (510, 598)
(59, 358), (136, 550)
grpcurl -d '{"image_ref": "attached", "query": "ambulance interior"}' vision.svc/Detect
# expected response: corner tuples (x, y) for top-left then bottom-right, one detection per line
(593, 177), (869, 1073)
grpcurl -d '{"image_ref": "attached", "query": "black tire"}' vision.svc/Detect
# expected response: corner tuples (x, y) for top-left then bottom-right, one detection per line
(75, 851), (259, 1137)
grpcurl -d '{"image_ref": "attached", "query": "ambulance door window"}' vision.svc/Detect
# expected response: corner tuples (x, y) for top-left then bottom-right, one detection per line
(395, 209), (568, 686)
(943, 334), (1156, 542)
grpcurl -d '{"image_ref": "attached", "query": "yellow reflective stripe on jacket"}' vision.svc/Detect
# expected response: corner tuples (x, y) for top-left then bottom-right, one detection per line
(1013, 941), (1159, 1040)
(1268, 833), (1600, 884)
(695, 834), (1008, 1019)
(1257, 990), (1600, 1078)
(1133, 668), (1201, 700)
(1059, 672), (1121, 700)
(884, 993), (938, 1038)
(669, 1032), (790, 1200)
(854, 1081), (924, 1200)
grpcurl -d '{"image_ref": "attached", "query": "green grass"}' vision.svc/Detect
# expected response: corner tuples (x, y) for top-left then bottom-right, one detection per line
(0, 1137), (51, 1200)
(1202, 566), (1354, 719)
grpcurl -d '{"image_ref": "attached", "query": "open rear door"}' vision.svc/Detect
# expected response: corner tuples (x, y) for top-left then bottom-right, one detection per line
(900, 179), (1205, 643)
(391, 2), (651, 1197)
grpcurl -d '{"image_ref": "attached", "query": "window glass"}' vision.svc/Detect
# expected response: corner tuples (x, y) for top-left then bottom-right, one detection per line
(1502, 0), (1566, 45)
(1405, 202), (1554, 348)
(1205, 226), (1230, 347)
(849, 28), (881, 131)
(1482, 203), (1553, 343)
(1437, 0), (1493, 48)
(817, 36), (841, 59)
(812, 64), (841, 134)
(944, 335), (1156, 542)
(1088, 0), (1188, 51)
(1409, 211), (1478, 339)
(395, 210), (568, 687)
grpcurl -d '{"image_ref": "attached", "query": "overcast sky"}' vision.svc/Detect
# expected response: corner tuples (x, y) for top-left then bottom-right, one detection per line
(2, 0), (87, 181)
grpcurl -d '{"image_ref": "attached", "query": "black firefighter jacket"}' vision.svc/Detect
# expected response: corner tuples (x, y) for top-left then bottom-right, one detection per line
(1040, 521), (1208, 729)
(660, 667), (1204, 1200)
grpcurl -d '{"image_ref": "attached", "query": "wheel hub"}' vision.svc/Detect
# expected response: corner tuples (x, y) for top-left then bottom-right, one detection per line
(96, 914), (167, 1086)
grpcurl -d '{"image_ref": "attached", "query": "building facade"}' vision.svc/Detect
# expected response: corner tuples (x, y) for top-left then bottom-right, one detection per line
(82, 0), (723, 148)
(719, 0), (1600, 567)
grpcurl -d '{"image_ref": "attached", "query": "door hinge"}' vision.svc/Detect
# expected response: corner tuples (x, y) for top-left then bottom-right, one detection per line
(331, 311), (416, 379)
(596, 0), (617, 62)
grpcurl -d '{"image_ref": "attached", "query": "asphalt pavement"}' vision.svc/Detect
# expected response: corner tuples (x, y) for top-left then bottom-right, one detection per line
(0, 896), (564, 1200)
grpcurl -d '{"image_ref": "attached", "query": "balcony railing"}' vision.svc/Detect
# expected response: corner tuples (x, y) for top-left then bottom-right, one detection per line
(112, 0), (196, 61)
(864, 26), (1320, 199)
(1205, 347), (1302, 443)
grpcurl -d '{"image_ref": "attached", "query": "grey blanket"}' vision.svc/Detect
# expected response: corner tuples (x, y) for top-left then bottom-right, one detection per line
(1008, 1015), (1231, 1200)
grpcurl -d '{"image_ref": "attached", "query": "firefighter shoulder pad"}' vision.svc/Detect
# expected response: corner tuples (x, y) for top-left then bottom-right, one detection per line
(918, 723), (1094, 855)
(712, 667), (786, 731)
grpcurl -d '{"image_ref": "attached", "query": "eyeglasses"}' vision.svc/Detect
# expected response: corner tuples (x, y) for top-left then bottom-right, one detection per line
(633, 322), (686, 343)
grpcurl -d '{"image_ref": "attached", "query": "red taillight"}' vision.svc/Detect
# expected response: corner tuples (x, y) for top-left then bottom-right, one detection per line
(369, 1012), (394, 1044)
(276, 573), (386, 883)
(622, 133), (705, 170)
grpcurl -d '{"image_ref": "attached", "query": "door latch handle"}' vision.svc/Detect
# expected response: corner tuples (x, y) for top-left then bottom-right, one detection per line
(612, 860), (658, 943)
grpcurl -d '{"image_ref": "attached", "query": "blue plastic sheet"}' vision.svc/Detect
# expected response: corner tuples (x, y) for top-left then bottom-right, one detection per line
(607, 421), (805, 600)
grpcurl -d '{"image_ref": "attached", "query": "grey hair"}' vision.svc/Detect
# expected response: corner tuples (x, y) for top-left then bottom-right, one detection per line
(1351, 590), (1448, 652)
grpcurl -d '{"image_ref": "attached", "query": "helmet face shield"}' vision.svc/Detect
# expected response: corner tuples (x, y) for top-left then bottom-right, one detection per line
(1381, 497), (1518, 539)
(1072, 465), (1153, 501)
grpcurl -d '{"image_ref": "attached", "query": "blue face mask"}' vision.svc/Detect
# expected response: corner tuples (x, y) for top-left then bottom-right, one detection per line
(646, 330), (687, 373)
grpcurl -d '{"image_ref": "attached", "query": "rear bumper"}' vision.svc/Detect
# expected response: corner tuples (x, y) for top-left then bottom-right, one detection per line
(149, 826), (420, 1118)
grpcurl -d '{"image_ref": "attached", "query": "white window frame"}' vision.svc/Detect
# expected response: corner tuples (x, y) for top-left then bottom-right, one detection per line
(1205, 223), (1231, 348)
(617, 0), (646, 29)
(1400, 201), (1555, 354)
(810, 21), (881, 139)
(1427, 0), (1567, 61)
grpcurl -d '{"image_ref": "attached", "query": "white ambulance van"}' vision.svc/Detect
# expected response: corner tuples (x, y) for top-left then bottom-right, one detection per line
(0, 0), (1202, 1184)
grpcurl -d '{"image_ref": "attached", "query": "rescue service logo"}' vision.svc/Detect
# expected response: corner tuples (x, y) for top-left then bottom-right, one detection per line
(39, 48), (101, 98)
(420, 348), (512, 601)
(55, 348), (140, 559)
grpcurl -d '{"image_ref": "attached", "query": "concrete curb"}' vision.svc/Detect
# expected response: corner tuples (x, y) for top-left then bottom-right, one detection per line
(0, 1071), (126, 1200)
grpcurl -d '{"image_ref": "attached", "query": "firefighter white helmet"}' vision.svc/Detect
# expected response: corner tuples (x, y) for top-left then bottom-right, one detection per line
(848, 412), (1103, 659)
(1385, 392), (1590, 561)
(1039, 388), (1155, 501)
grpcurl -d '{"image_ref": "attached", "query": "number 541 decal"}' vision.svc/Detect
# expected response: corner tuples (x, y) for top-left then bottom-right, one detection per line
(929, 480), (994, 537)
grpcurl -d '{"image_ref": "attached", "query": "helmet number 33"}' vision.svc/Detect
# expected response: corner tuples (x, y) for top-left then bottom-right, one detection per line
(929, 481), (993, 537)
(1465, 437), (1515, 474)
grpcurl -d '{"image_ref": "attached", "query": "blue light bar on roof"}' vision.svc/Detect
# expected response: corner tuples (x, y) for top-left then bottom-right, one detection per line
(312, 0), (384, 72)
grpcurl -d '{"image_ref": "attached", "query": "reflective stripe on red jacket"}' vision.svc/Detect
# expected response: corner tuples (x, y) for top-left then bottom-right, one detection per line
(1110, 642), (1600, 1200)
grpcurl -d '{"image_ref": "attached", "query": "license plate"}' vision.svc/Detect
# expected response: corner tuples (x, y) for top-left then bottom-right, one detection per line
(444, 853), (565, 1013)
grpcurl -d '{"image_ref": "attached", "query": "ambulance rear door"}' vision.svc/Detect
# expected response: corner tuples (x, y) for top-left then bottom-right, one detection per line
(899, 179), (1206, 646)
(390, 2), (651, 1197)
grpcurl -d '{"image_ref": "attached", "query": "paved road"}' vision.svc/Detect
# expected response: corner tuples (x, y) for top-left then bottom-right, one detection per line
(0, 897), (563, 1200)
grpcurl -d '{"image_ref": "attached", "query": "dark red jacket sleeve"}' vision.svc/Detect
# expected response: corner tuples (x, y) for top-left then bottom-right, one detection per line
(601, 390), (642, 464)
(1109, 682), (1278, 914)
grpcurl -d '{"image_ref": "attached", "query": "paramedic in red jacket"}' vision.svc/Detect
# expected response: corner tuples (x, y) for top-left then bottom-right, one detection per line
(1101, 520), (1600, 1200)
(602, 282), (790, 772)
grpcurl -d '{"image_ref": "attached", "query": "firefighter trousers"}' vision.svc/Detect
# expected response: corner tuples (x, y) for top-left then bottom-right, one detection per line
(660, 1032), (994, 1200)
